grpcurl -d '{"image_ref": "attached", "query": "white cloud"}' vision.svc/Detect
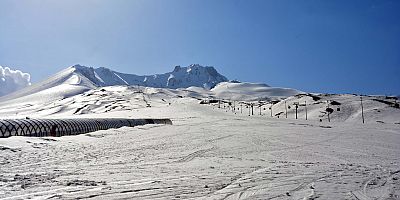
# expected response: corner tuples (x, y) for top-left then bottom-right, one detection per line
(0, 66), (31, 97)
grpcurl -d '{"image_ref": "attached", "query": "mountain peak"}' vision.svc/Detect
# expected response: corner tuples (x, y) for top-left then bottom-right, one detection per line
(66, 64), (228, 89)
(70, 64), (89, 70)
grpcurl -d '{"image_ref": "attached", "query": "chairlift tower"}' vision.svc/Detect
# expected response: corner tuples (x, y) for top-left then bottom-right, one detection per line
(360, 97), (365, 124)
(294, 102), (299, 119)
(285, 101), (288, 118)
(269, 104), (273, 117)
(326, 100), (331, 122)
(305, 101), (307, 120)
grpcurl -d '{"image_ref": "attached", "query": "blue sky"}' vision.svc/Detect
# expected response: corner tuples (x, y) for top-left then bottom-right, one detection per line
(0, 0), (399, 95)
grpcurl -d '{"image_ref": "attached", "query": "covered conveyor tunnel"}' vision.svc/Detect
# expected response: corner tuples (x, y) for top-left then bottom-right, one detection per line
(0, 118), (172, 138)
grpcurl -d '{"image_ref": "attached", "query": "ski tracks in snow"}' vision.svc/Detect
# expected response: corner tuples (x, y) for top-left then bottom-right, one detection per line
(1, 102), (400, 199)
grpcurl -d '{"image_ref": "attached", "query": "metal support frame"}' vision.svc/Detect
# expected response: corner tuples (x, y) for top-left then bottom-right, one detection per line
(0, 118), (172, 138)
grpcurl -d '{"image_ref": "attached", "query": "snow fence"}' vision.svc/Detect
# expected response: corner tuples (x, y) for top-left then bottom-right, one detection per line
(0, 118), (172, 138)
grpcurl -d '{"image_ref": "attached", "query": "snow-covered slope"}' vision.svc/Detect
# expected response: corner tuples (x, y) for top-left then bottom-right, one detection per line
(0, 66), (97, 104)
(0, 83), (398, 125)
(0, 85), (399, 199)
(180, 82), (303, 101)
(253, 93), (400, 124)
(210, 82), (302, 101)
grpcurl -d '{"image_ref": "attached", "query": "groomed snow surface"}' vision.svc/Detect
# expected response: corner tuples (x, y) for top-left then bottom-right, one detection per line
(0, 85), (399, 199)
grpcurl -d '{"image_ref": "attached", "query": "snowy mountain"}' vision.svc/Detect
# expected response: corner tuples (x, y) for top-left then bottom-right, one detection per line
(0, 63), (303, 106)
(0, 64), (228, 103)
(74, 64), (228, 89)
(0, 66), (99, 104)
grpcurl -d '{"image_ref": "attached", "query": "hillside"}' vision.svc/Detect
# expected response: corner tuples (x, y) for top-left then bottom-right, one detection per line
(1, 85), (399, 199)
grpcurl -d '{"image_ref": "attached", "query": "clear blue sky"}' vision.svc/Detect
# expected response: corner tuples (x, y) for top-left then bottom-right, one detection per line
(0, 0), (399, 95)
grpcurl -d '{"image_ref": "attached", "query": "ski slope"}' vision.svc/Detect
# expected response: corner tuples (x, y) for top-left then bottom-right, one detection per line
(0, 90), (399, 199)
